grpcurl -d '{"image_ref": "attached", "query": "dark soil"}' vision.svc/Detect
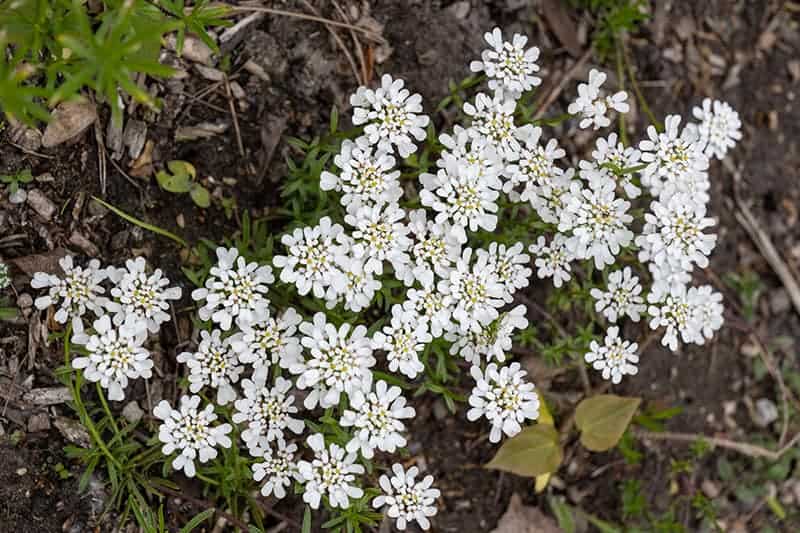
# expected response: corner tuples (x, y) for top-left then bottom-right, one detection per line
(2, 0), (800, 532)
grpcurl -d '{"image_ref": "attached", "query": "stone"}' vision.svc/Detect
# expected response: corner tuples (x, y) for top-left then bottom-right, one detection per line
(26, 188), (57, 221)
(122, 401), (145, 424)
(752, 398), (779, 428)
(42, 100), (97, 147)
(27, 412), (51, 432)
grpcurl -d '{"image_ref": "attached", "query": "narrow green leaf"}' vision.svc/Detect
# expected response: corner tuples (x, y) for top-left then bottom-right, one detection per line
(302, 505), (312, 533)
(179, 508), (216, 533)
(575, 394), (641, 452)
(485, 425), (562, 478)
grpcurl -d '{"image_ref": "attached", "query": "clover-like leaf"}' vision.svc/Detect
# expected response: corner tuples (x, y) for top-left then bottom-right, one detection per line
(156, 160), (195, 193)
(485, 424), (562, 478)
(575, 394), (641, 452)
(189, 183), (211, 208)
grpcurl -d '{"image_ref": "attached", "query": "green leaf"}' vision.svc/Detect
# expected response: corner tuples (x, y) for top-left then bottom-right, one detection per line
(156, 160), (196, 193)
(189, 183), (211, 208)
(179, 508), (216, 533)
(302, 506), (312, 533)
(575, 394), (641, 452)
(485, 425), (562, 478)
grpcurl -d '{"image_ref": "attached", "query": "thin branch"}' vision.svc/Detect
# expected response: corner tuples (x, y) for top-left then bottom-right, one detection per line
(229, 4), (386, 43)
(636, 429), (800, 461)
(533, 48), (592, 119)
(223, 74), (246, 157)
(332, 0), (369, 84)
(300, 0), (362, 86)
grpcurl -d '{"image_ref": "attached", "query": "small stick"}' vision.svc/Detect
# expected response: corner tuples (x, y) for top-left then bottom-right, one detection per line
(223, 74), (246, 158)
(301, 0), (362, 86)
(636, 429), (800, 461)
(332, 0), (369, 84)
(534, 48), (592, 119)
(230, 4), (386, 43)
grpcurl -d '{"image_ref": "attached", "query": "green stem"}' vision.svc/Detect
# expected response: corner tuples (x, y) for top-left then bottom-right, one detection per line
(614, 36), (629, 146)
(196, 472), (219, 486)
(92, 196), (188, 247)
(96, 382), (120, 436)
(622, 44), (663, 132)
(64, 325), (123, 470)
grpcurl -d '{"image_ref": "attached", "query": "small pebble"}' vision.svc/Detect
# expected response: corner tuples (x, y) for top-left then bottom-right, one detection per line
(26, 189), (57, 221)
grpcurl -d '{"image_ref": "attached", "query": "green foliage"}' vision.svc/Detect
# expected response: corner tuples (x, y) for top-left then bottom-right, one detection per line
(567, 0), (650, 60)
(1, 168), (34, 196)
(485, 425), (562, 477)
(0, 0), (229, 124)
(723, 270), (763, 323)
(155, 160), (211, 208)
(575, 394), (641, 451)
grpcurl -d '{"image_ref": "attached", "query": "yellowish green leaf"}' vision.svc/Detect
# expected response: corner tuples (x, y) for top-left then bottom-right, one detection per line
(486, 424), (562, 478)
(575, 394), (641, 452)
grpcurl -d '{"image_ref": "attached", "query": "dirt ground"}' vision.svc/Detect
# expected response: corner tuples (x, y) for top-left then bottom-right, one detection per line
(2, 0), (800, 531)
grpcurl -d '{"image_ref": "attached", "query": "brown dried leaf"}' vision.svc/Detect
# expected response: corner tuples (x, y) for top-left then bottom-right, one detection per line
(491, 494), (563, 533)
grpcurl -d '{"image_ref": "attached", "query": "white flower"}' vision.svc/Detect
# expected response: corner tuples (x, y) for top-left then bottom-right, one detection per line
(402, 284), (456, 338)
(372, 304), (432, 379)
(373, 464), (440, 531)
(345, 202), (411, 276)
(590, 267), (646, 323)
(481, 242), (531, 302)
(71, 314), (151, 401)
(327, 256), (382, 312)
(252, 439), (298, 499)
(31, 255), (108, 332)
(463, 92), (527, 159)
(636, 193), (717, 271)
(528, 234), (574, 288)
(688, 285), (724, 343)
(567, 69), (629, 129)
(292, 312), (375, 409)
(401, 209), (461, 287)
(439, 247), (505, 333)
(0, 262), (9, 289)
(691, 98), (742, 160)
(467, 362), (539, 443)
(437, 125), (503, 182)
(320, 137), (403, 208)
(639, 115), (709, 199)
(340, 375), (415, 459)
(273, 216), (348, 299)
(522, 168), (578, 224)
(233, 374), (304, 454)
(297, 433), (365, 509)
(447, 304), (528, 364)
(351, 74), (429, 158)
(558, 176), (633, 269)
(177, 329), (243, 405)
(584, 326), (639, 384)
(469, 27), (541, 98)
(504, 127), (565, 198)
(648, 261), (692, 303)
(419, 162), (500, 243)
(153, 395), (232, 478)
(106, 256), (182, 334)
(647, 284), (701, 352)
(9, 187), (26, 204)
(581, 132), (642, 198)
(191, 247), (273, 330)
(232, 307), (303, 372)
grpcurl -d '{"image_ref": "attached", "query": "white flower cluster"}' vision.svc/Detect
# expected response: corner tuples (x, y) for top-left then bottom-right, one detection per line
(31, 255), (181, 400)
(28, 25), (743, 529)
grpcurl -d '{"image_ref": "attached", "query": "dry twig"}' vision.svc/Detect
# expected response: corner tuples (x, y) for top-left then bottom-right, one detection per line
(300, 0), (362, 86)
(534, 48), (592, 119)
(636, 429), (800, 461)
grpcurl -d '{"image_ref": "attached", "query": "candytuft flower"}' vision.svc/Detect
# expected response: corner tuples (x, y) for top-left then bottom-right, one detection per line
(233, 374), (304, 454)
(373, 463), (440, 531)
(297, 433), (365, 509)
(340, 375), (415, 459)
(252, 439), (298, 499)
(584, 326), (639, 384)
(232, 307), (303, 372)
(469, 27), (541, 98)
(31, 255), (108, 332)
(320, 137), (403, 208)
(71, 314), (151, 401)
(273, 217), (347, 299)
(177, 329), (243, 405)
(567, 69), (629, 129)
(191, 247), (273, 330)
(529, 234), (574, 288)
(590, 267), (646, 323)
(345, 201), (411, 276)
(463, 92), (527, 159)
(439, 247), (505, 333)
(467, 362), (539, 443)
(153, 395), (232, 478)
(691, 98), (742, 160)
(351, 74), (429, 158)
(292, 312), (375, 409)
(372, 305), (431, 379)
(447, 304), (528, 364)
(107, 256), (182, 334)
